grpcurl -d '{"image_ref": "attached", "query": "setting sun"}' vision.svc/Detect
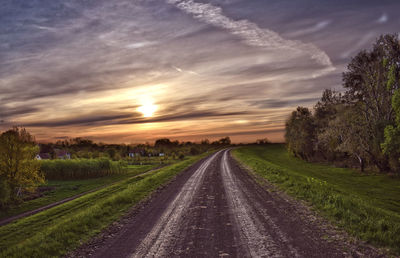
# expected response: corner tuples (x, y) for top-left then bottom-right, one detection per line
(137, 103), (158, 117)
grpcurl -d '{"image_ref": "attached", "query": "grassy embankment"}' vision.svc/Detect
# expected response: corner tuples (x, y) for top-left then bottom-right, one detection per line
(233, 144), (400, 254)
(0, 164), (156, 220)
(0, 153), (209, 257)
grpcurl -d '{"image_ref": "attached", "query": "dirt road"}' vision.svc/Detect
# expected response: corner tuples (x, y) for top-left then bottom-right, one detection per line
(87, 150), (376, 257)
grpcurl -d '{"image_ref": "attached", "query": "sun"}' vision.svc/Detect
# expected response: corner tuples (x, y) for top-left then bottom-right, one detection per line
(137, 102), (158, 117)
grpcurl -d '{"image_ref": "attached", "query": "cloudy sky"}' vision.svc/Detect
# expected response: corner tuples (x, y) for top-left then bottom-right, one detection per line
(1, 0), (399, 143)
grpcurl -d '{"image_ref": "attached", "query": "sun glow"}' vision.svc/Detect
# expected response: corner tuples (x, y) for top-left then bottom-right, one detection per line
(137, 102), (158, 117)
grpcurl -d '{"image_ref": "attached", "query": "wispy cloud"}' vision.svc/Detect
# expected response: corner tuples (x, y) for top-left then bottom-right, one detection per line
(376, 13), (388, 24)
(340, 31), (376, 59)
(286, 20), (331, 37)
(167, 0), (333, 68)
(172, 65), (200, 75)
(1, 0), (399, 143)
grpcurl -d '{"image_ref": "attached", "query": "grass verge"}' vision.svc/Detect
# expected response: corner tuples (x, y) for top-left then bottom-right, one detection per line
(0, 153), (208, 257)
(232, 144), (400, 254)
(0, 165), (157, 220)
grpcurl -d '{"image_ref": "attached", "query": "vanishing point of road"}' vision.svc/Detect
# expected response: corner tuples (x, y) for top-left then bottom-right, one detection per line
(87, 150), (364, 257)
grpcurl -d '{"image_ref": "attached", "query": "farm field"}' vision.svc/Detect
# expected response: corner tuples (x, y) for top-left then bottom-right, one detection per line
(233, 144), (400, 254)
(0, 153), (208, 257)
(0, 164), (157, 221)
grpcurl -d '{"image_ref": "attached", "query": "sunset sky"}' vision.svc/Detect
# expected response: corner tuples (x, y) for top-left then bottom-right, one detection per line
(1, 0), (400, 143)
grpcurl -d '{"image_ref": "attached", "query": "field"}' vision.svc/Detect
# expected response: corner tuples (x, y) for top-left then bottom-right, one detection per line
(233, 144), (400, 254)
(40, 158), (127, 180)
(0, 164), (156, 220)
(0, 153), (208, 257)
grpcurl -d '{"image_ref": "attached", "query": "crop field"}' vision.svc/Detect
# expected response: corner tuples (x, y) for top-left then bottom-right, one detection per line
(0, 164), (157, 220)
(233, 144), (400, 254)
(40, 158), (127, 180)
(0, 153), (207, 257)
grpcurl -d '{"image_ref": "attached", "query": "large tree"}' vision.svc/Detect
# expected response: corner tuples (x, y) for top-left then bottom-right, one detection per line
(343, 34), (400, 171)
(0, 127), (44, 204)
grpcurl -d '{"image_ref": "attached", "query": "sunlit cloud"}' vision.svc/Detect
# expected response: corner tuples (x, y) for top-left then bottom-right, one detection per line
(0, 0), (399, 143)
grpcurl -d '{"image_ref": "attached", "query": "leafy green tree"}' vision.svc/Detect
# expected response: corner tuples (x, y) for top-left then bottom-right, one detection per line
(285, 107), (316, 160)
(0, 127), (44, 203)
(318, 106), (370, 172)
(343, 34), (400, 171)
(382, 65), (400, 171)
(313, 89), (343, 160)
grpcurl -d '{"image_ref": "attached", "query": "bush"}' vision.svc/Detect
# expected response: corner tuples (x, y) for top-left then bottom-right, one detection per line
(0, 178), (11, 207)
(40, 158), (126, 180)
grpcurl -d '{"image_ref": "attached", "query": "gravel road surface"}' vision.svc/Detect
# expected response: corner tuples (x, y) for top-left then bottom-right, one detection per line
(85, 149), (381, 258)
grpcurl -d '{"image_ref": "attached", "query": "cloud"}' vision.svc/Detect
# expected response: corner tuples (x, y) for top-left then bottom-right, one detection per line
(22, 109), (250, 128)
(172, 65), (199, 75)
(286, 20), (331, 37)
(167, 0), (333, 67)
(340, 31), (376, 59)
(24, 113), (134, 127)
(172, 65), (183, 72)
(125, 41), (157, 49)
(376, 13), (388, 24)
(1, 0), (399, 143)
(0, 104), (40, 119)
(250, 97), (319, 109)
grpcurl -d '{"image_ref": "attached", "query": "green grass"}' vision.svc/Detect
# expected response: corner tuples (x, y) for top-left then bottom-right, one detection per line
(0, 165), (156, 220)
(233, 144), (400, 254)
(0, 153), (208, 257)
(41, 159), (127, 180)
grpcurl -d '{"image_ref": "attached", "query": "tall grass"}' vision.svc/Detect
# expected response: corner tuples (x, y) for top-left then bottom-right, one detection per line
(0, 153), (208, 257)
(41, 159), (127, 180)
(233, 145), (400, 254)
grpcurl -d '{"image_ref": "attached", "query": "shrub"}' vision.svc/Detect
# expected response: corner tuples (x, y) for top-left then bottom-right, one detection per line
(40, 158), (126, 180)
(0, 177), (11, 207)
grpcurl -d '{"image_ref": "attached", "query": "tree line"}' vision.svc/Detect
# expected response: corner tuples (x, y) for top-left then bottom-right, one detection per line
(0, 126), (231, 207)
(285, 34), (400, 173)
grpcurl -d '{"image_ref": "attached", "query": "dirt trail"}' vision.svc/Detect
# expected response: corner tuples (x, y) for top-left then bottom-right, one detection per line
(84, 150), (382, 258)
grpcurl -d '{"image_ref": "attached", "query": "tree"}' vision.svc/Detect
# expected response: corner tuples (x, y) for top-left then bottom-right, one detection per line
(213, 137), (231, 145)
(382, 66), (400, 171)
(313, 89), (344, 160)
(285, 107), (316, 160)
(0, 127), (44, 204)
(318, 106), (370, 172)
(256, 138), (270, 145)
(190, 146), (200, 155)
(343, 34), (400, 171)
(155, 138), (173, 148)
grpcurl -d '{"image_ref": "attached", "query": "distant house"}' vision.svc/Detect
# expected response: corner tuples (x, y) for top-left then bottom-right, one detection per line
(129, 147), (146, 157)
(55, 149), (71, 159)
(36, 153), (51, 160)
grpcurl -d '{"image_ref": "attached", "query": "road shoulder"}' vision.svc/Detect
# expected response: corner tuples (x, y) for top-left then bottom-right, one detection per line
(230, 150), (386, 257)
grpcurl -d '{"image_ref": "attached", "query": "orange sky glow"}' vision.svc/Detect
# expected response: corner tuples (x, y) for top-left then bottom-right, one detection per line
(1, 1), (399, 144)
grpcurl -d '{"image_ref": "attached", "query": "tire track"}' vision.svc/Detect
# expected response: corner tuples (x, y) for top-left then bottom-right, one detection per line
(131, 150), (222, 257)
(221, 150), (300, 257)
